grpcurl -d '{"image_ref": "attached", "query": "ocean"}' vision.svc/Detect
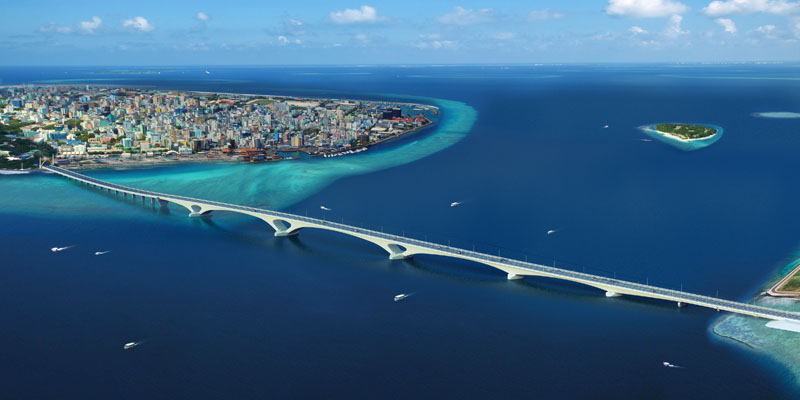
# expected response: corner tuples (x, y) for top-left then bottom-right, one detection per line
(1, 64), (800, 399)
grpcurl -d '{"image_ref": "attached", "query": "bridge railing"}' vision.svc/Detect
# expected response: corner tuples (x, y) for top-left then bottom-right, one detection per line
(44, 165), (800, 321)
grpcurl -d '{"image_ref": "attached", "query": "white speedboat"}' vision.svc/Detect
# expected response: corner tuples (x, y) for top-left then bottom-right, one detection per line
(394, 294), (409, 302)
(320, 206), (331, 211)
(547, 230), (556, 235)
(94, 251), (111, 256)
(124, 342), (139, 350)
(663, 361), (681, 368)
(450, 201), (461, 208)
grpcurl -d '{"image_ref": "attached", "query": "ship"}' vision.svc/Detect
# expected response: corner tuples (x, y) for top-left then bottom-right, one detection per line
(394, 294), (409, 302)
(124, 342), (139, 350)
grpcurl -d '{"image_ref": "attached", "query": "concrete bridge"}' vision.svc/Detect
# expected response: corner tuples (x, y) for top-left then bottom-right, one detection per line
(42, 163), (800, 328)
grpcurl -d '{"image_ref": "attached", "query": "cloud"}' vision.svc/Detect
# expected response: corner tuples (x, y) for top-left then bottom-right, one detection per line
(703, 0), (800, 16)
(664, 14), (689, 36)
(492, 32), (517, 40)
(186, 42), (209, 51)
(437, 6), (495, 25)
(715, 17), (737, 33)
(284, 19), (305, 36)
(606, 0), (688, 18)
(277, 35), (301, 45)
(38, 23), (73, 34)
(527, 9), (565, 21)
(755, 24), (778, 37)
(330, 5), (380, 24)
(78, 16), (102, 34)
(630, 25), (648, 34)
(196, 12), (209, 22)
(757, 24), (777, 32)
(416, 34), (457, 49)
(123, 16), (154, 32)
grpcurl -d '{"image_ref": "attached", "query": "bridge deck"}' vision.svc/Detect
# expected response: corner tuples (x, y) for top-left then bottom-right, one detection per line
(43, 164), (800, 324)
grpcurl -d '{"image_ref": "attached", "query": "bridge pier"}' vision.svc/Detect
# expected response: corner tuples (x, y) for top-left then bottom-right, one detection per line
(507, 273), (524, 280)
(383, 243), (412, 260)
(38, 165), (800, 328)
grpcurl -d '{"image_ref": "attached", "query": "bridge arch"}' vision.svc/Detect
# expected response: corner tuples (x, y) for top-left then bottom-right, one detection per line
(39, 164), (800, 326)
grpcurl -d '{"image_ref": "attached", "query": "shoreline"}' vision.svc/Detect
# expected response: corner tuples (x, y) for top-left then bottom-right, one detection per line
(652, 128), (716, 143)
(768, 263), (800, 298)
(639, 123), (723, 151)
(0, 83), (440, 112)
(711, 255), (800, 390)
(4, 120), (438, 172)
(1, 86), (439, 171)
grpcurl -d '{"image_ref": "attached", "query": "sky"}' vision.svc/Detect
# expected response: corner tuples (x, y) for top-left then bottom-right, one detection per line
(1, 0), (799, 65)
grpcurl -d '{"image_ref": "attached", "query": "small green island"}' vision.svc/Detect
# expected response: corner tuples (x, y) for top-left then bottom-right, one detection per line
(654, 123), (717, 140)
(640, 122), (723, 151)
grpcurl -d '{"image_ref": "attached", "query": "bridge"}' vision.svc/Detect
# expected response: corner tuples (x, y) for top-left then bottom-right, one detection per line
(42, 163), (800, 327)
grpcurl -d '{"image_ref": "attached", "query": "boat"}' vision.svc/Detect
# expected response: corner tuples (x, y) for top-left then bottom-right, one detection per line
(547, 229), (556, 235)
(94, 251), (111, 256)
(320, 206), (331, 211)
(394, 293), (408, 302)
(450, 201), (461, 207)
(124, 342), (139, 350)
(603, 125), (609, 128)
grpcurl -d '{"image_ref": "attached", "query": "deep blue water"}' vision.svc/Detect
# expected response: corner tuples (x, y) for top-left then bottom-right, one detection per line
(2, 64), (800, 399)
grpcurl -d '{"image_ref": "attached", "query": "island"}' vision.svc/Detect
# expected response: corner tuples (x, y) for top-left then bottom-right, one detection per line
(639, 122), (723, 151)
(0, 85), (437, 170)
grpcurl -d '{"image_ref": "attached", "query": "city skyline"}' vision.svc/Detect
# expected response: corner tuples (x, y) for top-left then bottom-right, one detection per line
(2, 0), (800, 65)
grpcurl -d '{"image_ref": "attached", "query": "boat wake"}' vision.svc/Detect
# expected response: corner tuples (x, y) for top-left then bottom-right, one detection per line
(663, 361), (684, 369)
(94, 250), (111, 256)
(394, 292), (416, 301)
(51, 246), (74, 252)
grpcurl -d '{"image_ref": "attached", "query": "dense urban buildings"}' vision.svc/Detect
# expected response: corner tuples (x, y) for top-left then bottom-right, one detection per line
(0, 86), (434, 166)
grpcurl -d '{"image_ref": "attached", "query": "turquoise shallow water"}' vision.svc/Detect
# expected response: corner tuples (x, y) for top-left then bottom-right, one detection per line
(714, 254), (800, 386)
(1, 95), (475, 215)
(756, 112), (800, 119)
(3, 65), (800, 399)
